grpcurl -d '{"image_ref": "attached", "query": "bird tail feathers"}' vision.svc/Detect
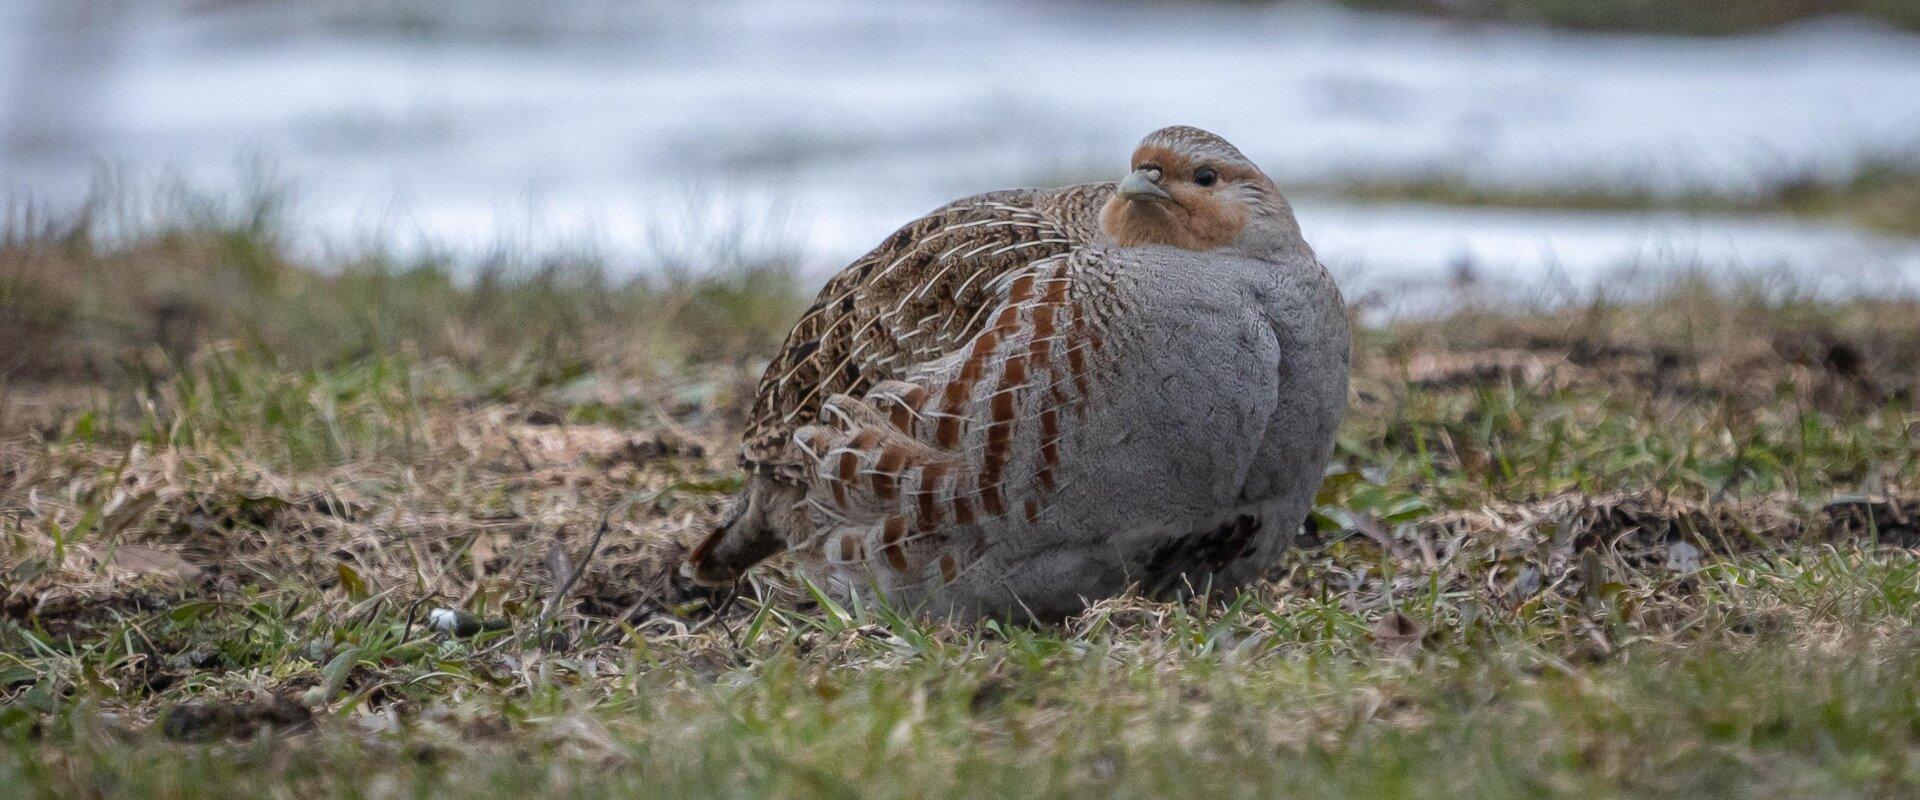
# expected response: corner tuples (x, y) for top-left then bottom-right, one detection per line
(684, 475), (802, 585)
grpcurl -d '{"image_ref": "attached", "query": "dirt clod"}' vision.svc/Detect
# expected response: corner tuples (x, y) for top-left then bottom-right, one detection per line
(160, 696), (313, 742)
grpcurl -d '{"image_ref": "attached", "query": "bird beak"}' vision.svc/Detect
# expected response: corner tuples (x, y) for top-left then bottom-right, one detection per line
(1118, 168), (1171, 203)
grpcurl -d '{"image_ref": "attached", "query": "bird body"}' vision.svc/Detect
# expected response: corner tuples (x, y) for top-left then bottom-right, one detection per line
(688, 127), (1350, 622)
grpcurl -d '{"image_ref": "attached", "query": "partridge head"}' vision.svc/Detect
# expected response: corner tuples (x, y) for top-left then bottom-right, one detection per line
(1098, 125), (1304, 258)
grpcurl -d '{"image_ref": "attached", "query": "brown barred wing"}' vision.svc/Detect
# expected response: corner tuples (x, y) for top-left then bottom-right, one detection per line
(790, 250), (1115, 588)
(739, 188), (1099, 470)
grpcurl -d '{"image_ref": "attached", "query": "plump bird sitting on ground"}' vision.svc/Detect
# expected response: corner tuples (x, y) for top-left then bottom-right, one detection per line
(686, 126), (1350, 622)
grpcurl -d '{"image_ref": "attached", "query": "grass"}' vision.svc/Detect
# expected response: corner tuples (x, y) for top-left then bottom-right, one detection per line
(3, 197), (1920, 798)
(0, 185), (806, 384)
(1316, 155), (1920, 236)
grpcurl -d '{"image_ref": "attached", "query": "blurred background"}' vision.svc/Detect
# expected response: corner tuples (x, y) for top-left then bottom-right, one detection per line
(4, 0), (1919, 314)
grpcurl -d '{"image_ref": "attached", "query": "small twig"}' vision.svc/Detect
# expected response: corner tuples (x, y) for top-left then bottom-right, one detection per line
(688, 579), (743, 637)
(537, 489), (658, 630)
(716, 588), (744, 649)
(590, 596), (661, 643)
(400, 596), (430, 642)
(526, 487), (683, 648)
(533, 487), (668, 629)
(503, 431), (537, 472)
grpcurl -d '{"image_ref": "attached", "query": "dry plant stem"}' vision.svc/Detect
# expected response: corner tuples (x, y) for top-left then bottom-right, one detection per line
(538, 489), (656, 631)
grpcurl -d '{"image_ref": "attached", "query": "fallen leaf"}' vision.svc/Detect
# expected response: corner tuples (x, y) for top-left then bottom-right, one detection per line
(109, 545), (204, 582)
(1370, 610), (1424, 657)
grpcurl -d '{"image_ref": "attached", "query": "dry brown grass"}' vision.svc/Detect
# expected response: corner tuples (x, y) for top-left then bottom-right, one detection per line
(5, 269), (1916, 645)
(4, 208), (1920, 798)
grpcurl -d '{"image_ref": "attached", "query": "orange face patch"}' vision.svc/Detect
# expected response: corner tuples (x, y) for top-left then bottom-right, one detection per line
(1099, 147), (1255, 251)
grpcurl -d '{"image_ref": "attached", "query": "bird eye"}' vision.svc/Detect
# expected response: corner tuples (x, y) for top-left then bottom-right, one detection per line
(1194, 168), (1218, 187)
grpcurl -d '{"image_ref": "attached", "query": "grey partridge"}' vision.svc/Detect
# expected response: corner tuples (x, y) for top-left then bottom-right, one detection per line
(687, 126), (1350, 622)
